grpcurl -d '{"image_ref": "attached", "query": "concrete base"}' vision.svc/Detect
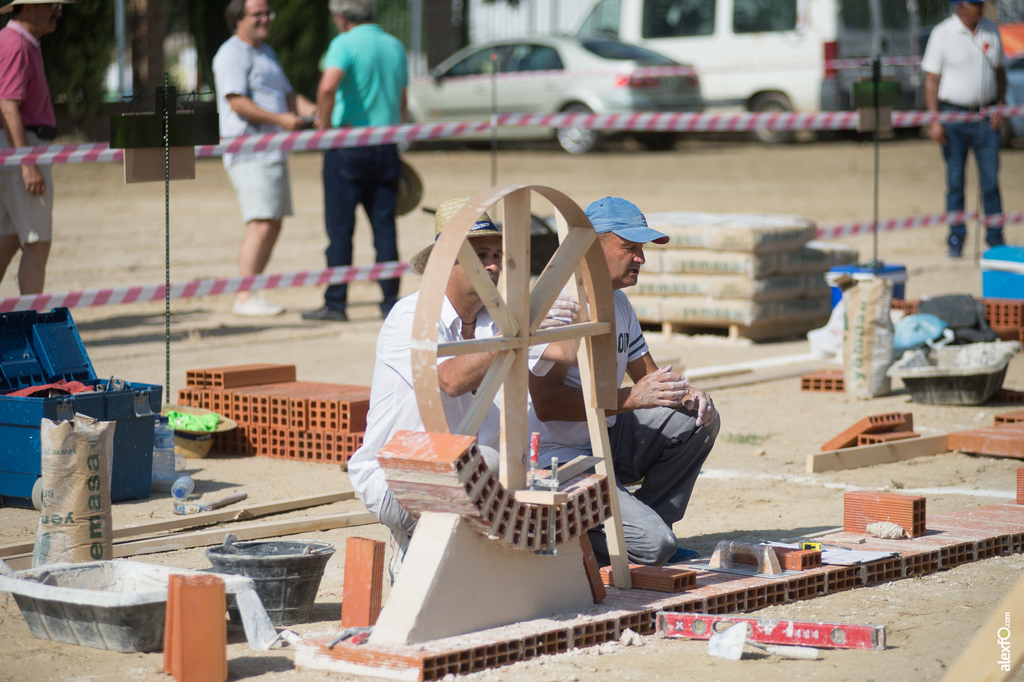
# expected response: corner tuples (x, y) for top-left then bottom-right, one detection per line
(370, 511), (593, 646)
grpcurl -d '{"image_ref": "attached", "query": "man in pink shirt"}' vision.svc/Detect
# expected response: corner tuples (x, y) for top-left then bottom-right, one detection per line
(0, 0), (71, 294)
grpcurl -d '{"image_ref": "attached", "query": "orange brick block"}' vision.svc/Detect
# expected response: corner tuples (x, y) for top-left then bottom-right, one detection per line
(821, 412), (913, 451)
(800, 368), (844, 393)
(844, 491), (926, 538)
(730, 546), (822, 571)
(342, 537), (386, 628)
(983, 299), (1024, 330)
(599, 564), (696, 592)
(1018, 468), (1024, 505)
(579, 533), (606, 604)
(992, 389), (1024, 405)
(994, 410), (1024, 425)
(163, 574), (227, 682)
(185, 363), (296, 389)
(948, 423), (1024, 458)
(857, 431), (921, 446)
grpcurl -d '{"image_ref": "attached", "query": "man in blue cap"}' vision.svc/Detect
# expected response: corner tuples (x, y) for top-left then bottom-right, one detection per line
(922, 0), (1007, 258)
(529, 197), (719, 566)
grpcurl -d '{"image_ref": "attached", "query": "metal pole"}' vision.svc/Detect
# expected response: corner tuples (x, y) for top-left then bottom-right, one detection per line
(409, 0), (423, 76)
(162, 77), (171, 405)
(490, 51), (498, 187)
(115, 0), (128, 97)
(872, 56), (880, 270)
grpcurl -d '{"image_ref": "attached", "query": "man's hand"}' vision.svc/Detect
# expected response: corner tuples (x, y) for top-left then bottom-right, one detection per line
(681, 387), (716, 427)
(929, 120), (946, 146)
(990, 110), (1004, 131)
(276, 111), (308, 131)
(626, 365), (690, 409)
(21, 164), (44, 195)
(538, 295), (579, 329)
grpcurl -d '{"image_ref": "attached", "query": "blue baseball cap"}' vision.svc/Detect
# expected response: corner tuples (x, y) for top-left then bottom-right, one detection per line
(585, 197), (669, 245)
(951, 0), (983, 4)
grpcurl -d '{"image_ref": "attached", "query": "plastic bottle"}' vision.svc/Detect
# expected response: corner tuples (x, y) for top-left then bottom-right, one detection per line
(171, 474), (194, 501)
(152, 416), (176, 491)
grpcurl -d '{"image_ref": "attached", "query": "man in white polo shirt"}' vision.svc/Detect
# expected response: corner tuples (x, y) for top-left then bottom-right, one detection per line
(922, 0), (1006, 258)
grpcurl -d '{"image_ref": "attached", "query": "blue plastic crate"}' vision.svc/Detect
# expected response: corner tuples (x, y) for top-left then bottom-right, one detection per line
(825, 263), (907, 309)
(0, 308), (161, 507)
(982, 245), (1024, 300)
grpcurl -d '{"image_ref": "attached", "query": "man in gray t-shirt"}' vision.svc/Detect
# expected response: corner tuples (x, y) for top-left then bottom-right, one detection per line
(213, 0), (316, 316)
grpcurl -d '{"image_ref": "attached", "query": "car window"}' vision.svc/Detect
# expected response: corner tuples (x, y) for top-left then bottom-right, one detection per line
(443, 46), (511, 77)
(508, 44), (564, 72)
(581, 38), (675, 65)
(577, 0), (622, 37)
(733, 0), (796, 33)
(840, 0), (872, 31)
(643, 0), (715, 39)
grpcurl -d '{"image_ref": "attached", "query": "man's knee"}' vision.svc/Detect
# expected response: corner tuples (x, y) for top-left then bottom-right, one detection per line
(633, 525), (679, 566)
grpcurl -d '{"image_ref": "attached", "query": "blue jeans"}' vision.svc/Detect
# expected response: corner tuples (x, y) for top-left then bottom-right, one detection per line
(940, 103), (1003, 251)
(322, 145), (401, 312)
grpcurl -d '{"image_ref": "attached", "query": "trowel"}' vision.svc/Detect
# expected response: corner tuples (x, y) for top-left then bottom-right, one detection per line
(708, 622), (819, 661)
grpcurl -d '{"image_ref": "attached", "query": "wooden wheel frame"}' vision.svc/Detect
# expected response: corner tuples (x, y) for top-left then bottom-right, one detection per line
(410, 184), (632, 586)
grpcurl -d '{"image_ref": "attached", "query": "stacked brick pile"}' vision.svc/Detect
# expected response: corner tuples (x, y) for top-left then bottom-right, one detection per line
(630, 212), (858, 341)
(177, 363), (369, 466)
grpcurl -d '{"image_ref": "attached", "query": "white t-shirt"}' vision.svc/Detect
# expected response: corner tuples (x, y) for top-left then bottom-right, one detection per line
(348, 292), (502, 522)
(921, 14), (1004, 108)
(527, 289), (649, 467)
(212, 35), (293, 168)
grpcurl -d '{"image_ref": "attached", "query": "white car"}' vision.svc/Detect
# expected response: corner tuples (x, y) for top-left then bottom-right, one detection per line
(408, 35), (704, 154)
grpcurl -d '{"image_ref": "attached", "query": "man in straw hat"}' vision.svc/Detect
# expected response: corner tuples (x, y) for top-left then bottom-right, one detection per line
(348, 197), (578, 573)
(0, 0), (71, 295)
(529, 197), (719, 567)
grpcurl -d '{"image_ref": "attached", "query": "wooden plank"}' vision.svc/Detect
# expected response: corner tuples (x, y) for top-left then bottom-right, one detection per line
(555, 455), (602, 482)
(3, 511), (377, 570)
(455, 350), (515, 437)
(513, 490), (569, 505)
(941, 572), (1024, 682)
(806, 434), (949, 473)
(0, 491), (354, 559)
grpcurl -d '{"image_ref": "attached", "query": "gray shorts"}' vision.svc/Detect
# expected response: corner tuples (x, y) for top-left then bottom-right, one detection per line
(0, 131), (53, 244)
(226, 157), (293, 223)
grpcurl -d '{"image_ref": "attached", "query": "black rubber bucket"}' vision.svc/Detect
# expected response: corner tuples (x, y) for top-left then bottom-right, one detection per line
(205, 535), (335, 626)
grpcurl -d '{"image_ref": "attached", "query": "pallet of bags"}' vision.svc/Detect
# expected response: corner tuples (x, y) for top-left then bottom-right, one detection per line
(631, 212), (858, 341)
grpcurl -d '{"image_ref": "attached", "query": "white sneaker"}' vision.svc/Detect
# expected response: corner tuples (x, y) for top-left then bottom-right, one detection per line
(232, 293), (284, 317)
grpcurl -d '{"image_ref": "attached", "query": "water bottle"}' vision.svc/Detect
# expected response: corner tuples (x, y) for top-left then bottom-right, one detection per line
(171, 474), (195, 501)
(152, 416), (176, 491)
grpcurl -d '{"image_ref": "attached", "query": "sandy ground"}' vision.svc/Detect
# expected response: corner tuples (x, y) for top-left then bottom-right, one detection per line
(1, 135), (1024, 681)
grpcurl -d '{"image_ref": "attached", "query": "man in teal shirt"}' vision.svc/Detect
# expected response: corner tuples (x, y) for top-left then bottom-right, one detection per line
(305, 0), (408, 322)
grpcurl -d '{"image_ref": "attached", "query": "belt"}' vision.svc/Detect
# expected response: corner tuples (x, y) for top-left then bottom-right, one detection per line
(25, 125), (56, 141)
(939, 101), (997, 112)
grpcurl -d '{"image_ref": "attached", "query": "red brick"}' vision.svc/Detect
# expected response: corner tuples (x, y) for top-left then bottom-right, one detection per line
(857, 431), (920, 446)
(948, 423), (1024, 458)
(994, 410), (1024, 425)
(1018, 468), (1024, 505)
(163, 574), (227, 682)
(599, 564), (696, 592)
(800, 368), (844, 393)
(342, 537), (386, 628)
(983, 299), (1024, 330)
(821, 412), (913, 452)
(186, 363), (296, 389)
(992, 389), (1024, 405)
(843, 491), (926, 538)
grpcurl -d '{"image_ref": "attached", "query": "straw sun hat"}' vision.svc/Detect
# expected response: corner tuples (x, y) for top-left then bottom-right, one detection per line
(410, 197), (502, 275)
(0, 0), (73, 14)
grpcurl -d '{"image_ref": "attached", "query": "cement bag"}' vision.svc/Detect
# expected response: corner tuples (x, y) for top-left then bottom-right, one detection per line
(843, 277), (894, 398)
(32, 415), (115, 567)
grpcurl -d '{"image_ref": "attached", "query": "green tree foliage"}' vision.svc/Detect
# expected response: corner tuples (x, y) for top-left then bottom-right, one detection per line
(16, 0), (115, 126)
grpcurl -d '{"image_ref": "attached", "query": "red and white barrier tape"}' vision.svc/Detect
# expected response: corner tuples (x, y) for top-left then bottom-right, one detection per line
(3, 107), (1023, 167)
(816, 210), (1024, 240)
(0, 261), (408, 313)
(3, 209), (1023, 313)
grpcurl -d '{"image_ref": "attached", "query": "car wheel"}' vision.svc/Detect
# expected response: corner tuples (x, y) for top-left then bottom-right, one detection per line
(556, 103), (599, 154)
(634, 132), (678, 151)
(750, 93), (794, 145)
